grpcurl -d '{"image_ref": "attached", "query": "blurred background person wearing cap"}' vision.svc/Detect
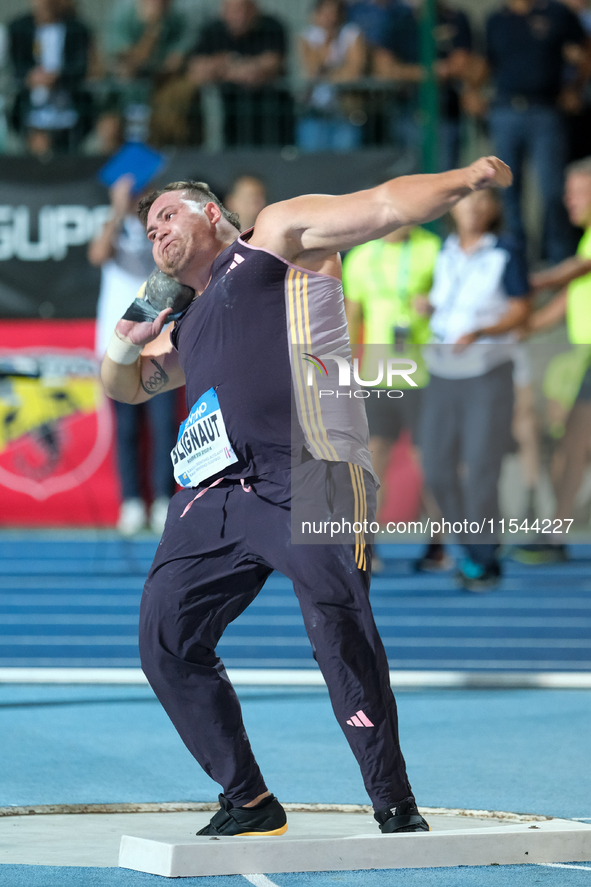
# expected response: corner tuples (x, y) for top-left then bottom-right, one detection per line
(90, 174), (178, 536)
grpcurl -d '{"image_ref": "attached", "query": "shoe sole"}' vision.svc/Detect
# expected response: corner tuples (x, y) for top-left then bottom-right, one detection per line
(380, 814), (430, 834)
(392, 824), (431, 833)
(233, 824), (288, 836)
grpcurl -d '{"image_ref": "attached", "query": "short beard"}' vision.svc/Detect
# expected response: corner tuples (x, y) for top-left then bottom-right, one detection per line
(159, 239), (187, 275)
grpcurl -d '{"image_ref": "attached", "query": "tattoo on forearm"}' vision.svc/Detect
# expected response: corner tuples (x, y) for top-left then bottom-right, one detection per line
(141, 358), (169, 395)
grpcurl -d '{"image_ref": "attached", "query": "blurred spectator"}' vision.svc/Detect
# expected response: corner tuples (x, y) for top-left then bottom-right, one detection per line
(8, 0), (93, 156)
(104, 0), (193, 145)
(84, 110), (125, 155)
(485, 0), (588, 262)
(515, 156), (591, 562)
(561, 0), (591, 162)
(297, 0), (366, 152)
(224, 173), (267, 230)
(343, 223), (448, 571)
(420, 190), (531, 591)
(187, 0), (293, 147)
(348, 0), (422, 147)
(347, 0), (420, 78)
(343, 224), (440, 513)
(350, 1), (426, 149)
(511, 344), (541, 523)
(106, 0), (190, 82)
(433, 1), (474, 170)
(567, 0), (591, 29)
(90, 174), (177, 535)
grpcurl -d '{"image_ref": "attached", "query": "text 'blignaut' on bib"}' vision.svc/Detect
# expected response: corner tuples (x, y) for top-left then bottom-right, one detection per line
(171, 388), (238, 488)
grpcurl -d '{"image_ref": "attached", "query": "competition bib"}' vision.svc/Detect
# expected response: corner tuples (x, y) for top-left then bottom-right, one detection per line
(171, 388), (238, 488)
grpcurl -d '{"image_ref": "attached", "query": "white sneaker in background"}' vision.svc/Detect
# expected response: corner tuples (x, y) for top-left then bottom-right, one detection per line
(117, 498), (147, 536)
(149, 496), (170, 535)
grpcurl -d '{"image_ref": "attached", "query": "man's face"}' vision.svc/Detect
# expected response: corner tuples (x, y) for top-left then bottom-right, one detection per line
(564, 172), (591, 228)
(222, 0), (256, 35)
(146, 191), (211, 277)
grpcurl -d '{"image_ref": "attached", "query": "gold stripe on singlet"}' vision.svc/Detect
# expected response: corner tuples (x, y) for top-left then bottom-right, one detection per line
(287, 268), (338, 462)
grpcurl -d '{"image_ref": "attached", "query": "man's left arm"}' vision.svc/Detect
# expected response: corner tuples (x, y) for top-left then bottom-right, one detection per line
(251, 157), (512, 262)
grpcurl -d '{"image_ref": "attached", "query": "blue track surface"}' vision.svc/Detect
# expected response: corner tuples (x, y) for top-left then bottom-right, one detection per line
(1, 532), (591, 672)
(1, 865), (590, 887)
(3, 684), (591, 818)
(1, 684), (590, 885)
(1, 532), (590, 885)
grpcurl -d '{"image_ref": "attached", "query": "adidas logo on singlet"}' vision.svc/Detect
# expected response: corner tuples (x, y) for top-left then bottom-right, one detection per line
(226, 253), (245, 274)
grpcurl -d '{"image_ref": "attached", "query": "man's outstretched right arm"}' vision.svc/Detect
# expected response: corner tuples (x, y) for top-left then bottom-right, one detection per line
(251, 157), (512, 263)
(100, 309), (186, 405)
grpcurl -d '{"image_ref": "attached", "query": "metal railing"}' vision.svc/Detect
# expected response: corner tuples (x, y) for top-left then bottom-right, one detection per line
(0, 75), (435, 157)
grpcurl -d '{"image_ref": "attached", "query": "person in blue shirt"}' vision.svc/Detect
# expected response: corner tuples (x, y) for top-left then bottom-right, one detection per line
(347, 0), (422, 148)
(348, 0), (478, 167)
(434, 1), (473, 171)
(347, 0), (417, 57)
(486, 0), (588, 262)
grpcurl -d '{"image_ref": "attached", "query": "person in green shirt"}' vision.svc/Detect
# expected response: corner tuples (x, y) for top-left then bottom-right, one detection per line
(516, 156), (591, 563)
(343, 224), (443, 568)
(103, 0), (194, 142)
(106, 0), (193, 82)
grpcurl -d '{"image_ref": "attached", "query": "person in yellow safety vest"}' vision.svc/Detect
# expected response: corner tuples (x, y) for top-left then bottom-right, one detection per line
(343, 224), (447, 572)
(513, 156), (591, 565)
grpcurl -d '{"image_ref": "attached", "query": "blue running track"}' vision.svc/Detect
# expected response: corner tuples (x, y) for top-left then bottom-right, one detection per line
(1, 533), (590, 672)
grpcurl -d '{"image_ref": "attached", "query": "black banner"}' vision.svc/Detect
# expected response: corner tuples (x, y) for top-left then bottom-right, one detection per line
(0, 149), (413, 320)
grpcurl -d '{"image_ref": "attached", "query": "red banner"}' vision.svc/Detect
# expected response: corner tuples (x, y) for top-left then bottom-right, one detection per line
(0, 320), (120, 526)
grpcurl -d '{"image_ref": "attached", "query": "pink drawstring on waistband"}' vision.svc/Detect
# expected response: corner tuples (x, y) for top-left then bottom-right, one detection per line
(180, 476), (252, 518)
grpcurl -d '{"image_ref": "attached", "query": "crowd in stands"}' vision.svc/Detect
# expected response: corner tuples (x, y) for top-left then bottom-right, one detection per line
(2, 0), (591, 258)
(0, 0), (588, 157)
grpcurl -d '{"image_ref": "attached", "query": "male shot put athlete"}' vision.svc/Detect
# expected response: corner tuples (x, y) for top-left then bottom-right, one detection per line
(101, 157), (511, 836)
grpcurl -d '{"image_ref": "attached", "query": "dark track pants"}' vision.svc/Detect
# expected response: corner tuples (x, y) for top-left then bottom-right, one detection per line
(139, 463), (413, 811)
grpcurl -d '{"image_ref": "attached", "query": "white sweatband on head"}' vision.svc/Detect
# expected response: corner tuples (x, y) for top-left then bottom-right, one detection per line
(106, 331), (143, 365)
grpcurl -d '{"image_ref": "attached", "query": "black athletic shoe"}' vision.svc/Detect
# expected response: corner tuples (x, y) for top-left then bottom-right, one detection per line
(374, 797), (430, 833)
(196, 793), (288, 836)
